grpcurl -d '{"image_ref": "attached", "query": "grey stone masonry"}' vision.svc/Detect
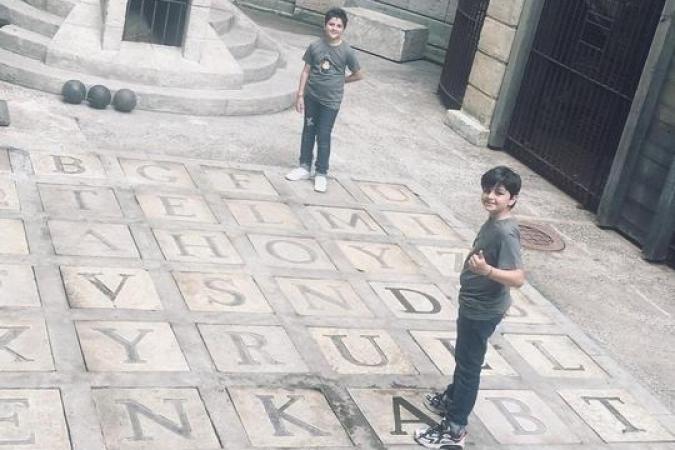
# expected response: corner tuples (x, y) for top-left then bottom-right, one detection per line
(0, 144), (673, 449)
(343, 7), (428, 62)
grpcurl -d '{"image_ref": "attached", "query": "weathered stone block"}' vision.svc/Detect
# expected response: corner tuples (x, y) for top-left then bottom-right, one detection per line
(462, 84), (497, 127)
(468, 51), (507, 98)
(487, 0), (525, 27)
(344, 7), (428, 62)
(478, 17), (516, 63)
(444, 109), (490, 147)
(295, 0), (346, 14)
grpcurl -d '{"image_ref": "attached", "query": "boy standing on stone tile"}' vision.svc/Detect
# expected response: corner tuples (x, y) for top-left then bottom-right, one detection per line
(285, 7), (364, 193)
(415, 166), (525, 449)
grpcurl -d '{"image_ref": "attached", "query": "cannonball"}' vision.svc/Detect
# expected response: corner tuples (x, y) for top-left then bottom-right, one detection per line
(61, 80), (87, 104)
(86, 84), (111, 109)
(112, 88), (137, 112)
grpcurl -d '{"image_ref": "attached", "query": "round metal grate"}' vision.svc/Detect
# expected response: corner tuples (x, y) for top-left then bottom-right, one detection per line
(519, 221), (565, 252)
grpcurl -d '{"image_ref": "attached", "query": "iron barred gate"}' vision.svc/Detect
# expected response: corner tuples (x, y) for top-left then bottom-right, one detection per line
(438, 0), (490, 109)
(505, 0), (665, 209)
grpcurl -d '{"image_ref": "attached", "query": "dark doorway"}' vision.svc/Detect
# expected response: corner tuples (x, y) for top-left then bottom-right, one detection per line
(438, 0), (490, 109)
(505, 0), (665, 210)
(123, 0), (189, 47)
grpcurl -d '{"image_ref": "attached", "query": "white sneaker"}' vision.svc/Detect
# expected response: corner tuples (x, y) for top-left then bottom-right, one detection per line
(285, 166), (311, 181)
(314, 174), (327, 192)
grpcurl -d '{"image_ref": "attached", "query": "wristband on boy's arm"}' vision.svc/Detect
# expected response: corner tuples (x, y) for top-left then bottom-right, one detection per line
(485, 266), (493, 277)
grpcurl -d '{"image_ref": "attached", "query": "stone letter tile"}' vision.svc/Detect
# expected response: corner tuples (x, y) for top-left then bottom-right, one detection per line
(276, 277), (372, 318)
(62, 266), (162, 310)
(93, 388), (220, 450)
(410, 330), (517, 376)
(504, 333), (606, 378)
(0, 219), (29, 254)
(349, 389), (439, 445)
(416, 245), (469, 277)
(137, 192), (216, 223)
(76, 321), (188, 372)
(369, 282), (456, 321)
(49, 221), (139, 258)
(119, 158), (195, 188)
(199, 324), (307, 373)
(38, 184), (123, 218)
(174, 272), (271, 313)
(504, 289), (553, 324)
(337, 241), (419, 274)
(474, 390), (579, 445)
(225, 199), (304, 230)
(0, 389), (70, 449)
(357, 181), (426, 207)
(0, 319), (54, 371)
(154, 229), (243, 264)
(0, 265), (40, 307)
(248, 234), (335, 270)
(0, 178), (19, 210)
(288, 177), (354, 202)
(383, 211), (462, 240)
(31, 152), (105, 178)
(306, 206), (386, 235)
(310, 327), (416, 374)
(559, 389), (675, 443)
(229, 387), (351, 447)
(201, 166), (277, 196)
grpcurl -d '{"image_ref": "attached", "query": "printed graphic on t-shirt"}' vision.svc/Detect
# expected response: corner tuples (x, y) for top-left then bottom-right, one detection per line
(319, 56), (337, 74)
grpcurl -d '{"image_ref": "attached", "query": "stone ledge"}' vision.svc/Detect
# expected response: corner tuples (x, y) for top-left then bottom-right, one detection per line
(444, 108), (489, 146)
(344, 6), (428, 62)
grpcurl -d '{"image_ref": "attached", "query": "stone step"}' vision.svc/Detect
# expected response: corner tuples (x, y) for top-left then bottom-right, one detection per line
(22, 0), (74, 18)
(0, 0), (62, 37)
(219, 24), (257, 58)
(209, 8), (235, 35)
(239, 48), (279, 83)
(0, 47), (297, 115)
(0, 24), (49, 60)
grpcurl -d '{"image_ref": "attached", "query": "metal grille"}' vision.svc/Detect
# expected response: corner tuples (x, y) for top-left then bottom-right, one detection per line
(506, 0), (665, 209)
(123, 0), (189, 47)
(438, 0), (490, 109)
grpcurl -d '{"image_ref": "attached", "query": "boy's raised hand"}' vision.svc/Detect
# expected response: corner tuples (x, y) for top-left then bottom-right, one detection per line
(468, 250), (491, 276)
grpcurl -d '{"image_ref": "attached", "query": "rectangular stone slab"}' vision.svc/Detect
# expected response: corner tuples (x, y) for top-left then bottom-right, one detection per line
(344, 7), (429, 62)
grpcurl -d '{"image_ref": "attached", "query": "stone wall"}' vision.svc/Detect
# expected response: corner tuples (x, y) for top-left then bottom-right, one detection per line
(461, 0), (523, 128)
(234, 0), (458, 63)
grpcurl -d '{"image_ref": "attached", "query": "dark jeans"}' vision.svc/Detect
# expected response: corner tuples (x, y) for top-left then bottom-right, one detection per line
(299, 95), (339, 175)
(442, 313), (502, 426)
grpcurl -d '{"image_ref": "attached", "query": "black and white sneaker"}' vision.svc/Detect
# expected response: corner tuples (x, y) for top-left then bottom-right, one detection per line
(413, 422), (466, 449)
(423, 391), (448, 417)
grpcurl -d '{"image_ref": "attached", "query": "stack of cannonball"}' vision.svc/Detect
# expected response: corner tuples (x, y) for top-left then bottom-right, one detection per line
(61, 80), (137, 113)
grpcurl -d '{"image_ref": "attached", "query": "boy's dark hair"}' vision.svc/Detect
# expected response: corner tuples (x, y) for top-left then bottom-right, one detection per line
(325, 8), (348, 28)
(481, 166), (521, 198)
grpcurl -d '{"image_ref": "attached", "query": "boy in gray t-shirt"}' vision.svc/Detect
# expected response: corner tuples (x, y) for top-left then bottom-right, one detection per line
(415, 166), (525, 449)
(285, 8), (363, 193)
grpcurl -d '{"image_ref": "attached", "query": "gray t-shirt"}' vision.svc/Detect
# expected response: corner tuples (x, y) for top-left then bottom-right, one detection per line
(458, 217), (523, 320)
(303, 38), (361, 110)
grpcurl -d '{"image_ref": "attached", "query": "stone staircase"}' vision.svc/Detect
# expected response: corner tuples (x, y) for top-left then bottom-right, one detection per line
(0, 0), (297, 115)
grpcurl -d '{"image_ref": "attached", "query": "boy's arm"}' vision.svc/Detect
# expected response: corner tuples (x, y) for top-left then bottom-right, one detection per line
(468, 250), (525, 288)
(345, 70), (364, 83)
(295, 64), (310, 113)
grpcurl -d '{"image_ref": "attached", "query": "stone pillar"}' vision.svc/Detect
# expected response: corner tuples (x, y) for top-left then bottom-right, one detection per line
(101, 0), (126, 50)
(444, 0), (541, 146)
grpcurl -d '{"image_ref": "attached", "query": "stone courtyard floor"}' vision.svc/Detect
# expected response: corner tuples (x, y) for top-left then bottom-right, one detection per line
(0, 8), (674, 450)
